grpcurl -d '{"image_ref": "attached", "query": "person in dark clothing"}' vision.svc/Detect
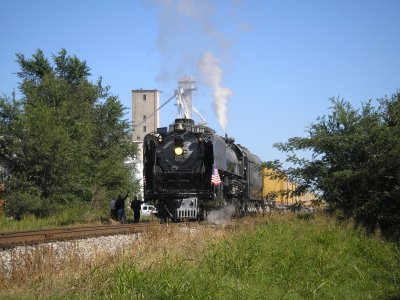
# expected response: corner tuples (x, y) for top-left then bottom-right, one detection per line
(109, 198), (117, 220)
(115, 192), (129, 224)
(131, 196), (144, 223)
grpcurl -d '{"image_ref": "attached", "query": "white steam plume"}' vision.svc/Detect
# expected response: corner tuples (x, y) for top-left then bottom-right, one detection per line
(206, 205), (236, 225)
(198, 52), (233, 131)
(152, 0), (237, 131)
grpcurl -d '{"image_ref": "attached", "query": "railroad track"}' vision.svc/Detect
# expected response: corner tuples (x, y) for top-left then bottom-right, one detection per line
(0, 223), (149, 249)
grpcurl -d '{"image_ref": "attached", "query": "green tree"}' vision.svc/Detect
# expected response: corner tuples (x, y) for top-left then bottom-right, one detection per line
(0, 49), (137, 218)
(270, 93), (400, 240)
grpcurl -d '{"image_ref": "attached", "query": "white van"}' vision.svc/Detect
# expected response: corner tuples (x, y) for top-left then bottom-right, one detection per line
(140, 203), (157, 216)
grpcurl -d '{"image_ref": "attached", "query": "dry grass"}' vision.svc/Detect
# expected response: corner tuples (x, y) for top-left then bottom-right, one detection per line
(0, 218), (248, 297)
(1, 214), (398, 299)
(0, 240), (117, 295)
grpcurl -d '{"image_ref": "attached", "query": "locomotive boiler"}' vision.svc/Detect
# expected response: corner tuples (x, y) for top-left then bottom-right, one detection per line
(143, 118), (263, 221)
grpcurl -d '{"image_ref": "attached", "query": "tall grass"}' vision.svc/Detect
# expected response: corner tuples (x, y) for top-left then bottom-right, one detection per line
(0, 204), (154, 232)
(0, 204), (108, 232)
(93, 215), (399, 299)
(1, 214), (399, 299)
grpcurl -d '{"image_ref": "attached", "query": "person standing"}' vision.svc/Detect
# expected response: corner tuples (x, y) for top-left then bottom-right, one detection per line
(109, 198), (117, 220)
(115, 192), (129, 224)
(131, 196), (144, 223)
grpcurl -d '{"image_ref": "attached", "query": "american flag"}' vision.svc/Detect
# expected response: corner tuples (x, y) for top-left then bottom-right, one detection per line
(211, 167), (222, 185)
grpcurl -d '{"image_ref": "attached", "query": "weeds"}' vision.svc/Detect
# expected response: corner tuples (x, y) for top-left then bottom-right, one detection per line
(1, 214), (399, 299)
(0, 204), (107, 232)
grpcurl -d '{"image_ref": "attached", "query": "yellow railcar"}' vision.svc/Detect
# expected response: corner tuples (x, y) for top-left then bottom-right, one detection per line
(262, 168), (314, 207)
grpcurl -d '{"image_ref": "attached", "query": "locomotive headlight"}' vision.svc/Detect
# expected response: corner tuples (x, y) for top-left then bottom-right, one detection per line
(174, 146), (184, 156)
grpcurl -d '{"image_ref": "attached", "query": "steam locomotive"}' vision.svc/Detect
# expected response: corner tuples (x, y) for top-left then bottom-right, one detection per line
(143, 118), (263, 221)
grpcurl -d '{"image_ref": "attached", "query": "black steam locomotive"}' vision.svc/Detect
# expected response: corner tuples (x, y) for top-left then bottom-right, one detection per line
(143, 118), (263, 221)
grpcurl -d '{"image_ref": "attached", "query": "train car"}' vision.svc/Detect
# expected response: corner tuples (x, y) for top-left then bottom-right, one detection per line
(143, 118), (263, 221)
(262, 168), (317, 209)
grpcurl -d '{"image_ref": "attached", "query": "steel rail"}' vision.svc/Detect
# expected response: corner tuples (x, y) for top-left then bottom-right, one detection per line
(0, 223), (149, 249)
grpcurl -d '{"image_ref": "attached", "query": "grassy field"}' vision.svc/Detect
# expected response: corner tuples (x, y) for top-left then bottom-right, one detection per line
(1, 213), (399, 299)
(0, 204), (154, 232)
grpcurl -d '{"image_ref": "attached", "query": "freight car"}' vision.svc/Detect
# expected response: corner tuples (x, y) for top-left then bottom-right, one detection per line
(143, 118), (263, 221)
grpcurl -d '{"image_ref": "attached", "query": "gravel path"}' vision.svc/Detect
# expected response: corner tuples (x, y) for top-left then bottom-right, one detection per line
(0, 233), (140, 276)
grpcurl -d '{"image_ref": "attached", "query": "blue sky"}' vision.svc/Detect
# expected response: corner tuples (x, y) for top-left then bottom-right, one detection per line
(1, 0), (399, 164)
